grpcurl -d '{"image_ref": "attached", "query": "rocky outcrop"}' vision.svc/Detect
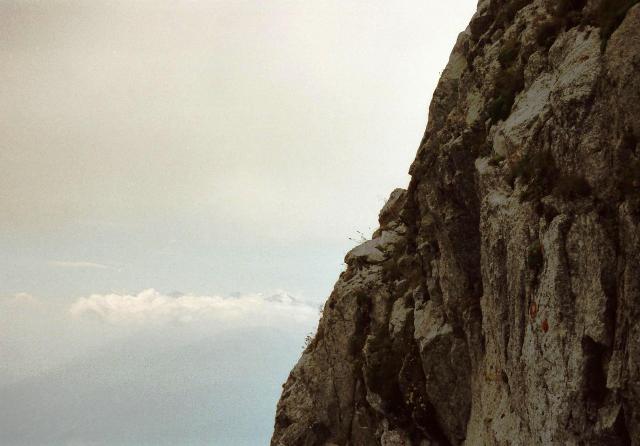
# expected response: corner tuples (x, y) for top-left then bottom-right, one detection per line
(271, 1), (640, 444)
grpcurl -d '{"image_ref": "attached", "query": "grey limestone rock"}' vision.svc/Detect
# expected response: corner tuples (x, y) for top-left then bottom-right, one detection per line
(272, 1), (640, 444)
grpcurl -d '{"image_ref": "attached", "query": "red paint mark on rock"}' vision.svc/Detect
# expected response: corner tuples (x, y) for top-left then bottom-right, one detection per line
(529, 302), (538, 319)
(541, 319), (549, 333)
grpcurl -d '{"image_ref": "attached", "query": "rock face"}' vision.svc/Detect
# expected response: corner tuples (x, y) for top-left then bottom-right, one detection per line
(271, 1), (640, 444)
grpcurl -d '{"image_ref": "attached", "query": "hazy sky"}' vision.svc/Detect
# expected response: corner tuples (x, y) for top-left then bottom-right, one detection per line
(0, 1), (477, 444)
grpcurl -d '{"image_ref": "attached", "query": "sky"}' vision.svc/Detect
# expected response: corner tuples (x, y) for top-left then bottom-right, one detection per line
(0, 1), (477, 444)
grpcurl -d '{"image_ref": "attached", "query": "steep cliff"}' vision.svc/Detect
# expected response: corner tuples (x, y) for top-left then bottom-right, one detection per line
(271, 1), (640, 444)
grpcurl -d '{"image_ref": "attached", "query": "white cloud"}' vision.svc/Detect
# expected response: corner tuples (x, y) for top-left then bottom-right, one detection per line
(1, 289), (319, 446)
(2, 292), (38, 305)
(69, 288), (317, 326)
(0, 292), (43, 313)
(49, 261), (111, 269)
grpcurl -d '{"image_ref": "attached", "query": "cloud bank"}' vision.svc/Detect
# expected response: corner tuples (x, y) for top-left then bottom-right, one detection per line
(0, 289), (318, 446)
(69, 288), (317, 325)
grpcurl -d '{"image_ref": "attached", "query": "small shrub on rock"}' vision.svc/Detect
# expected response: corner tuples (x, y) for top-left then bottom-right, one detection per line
(553, 0), (588, 27)
(527, 240), (544, 272)
(488, 66), (524, 122)
(507, 150), (557, 199)
(489, 151), (506, 167)
(618, 158), (640, 196)
(535, 17), (563, 48)
(495, 0), (530, 27)
(553, 174), (591, 199)
(498, 38), (520, 67)
(596, 0), (640, 46)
